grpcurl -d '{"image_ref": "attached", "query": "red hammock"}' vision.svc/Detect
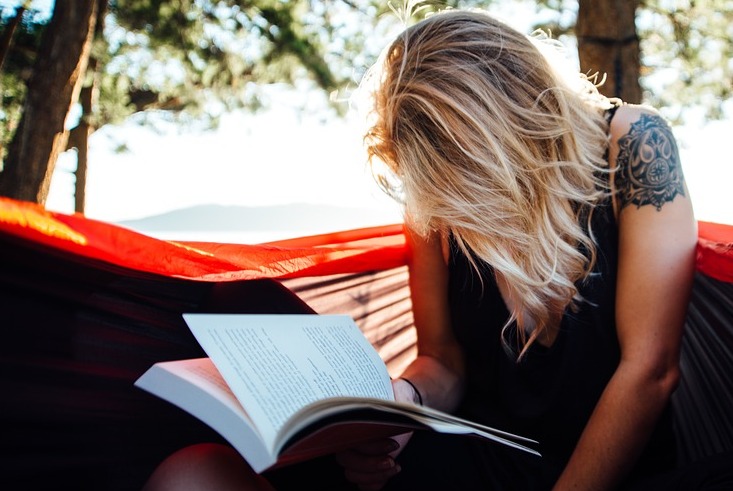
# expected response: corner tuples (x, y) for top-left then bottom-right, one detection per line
(1, 197), (731, 282)
(1, 197), (731, 490)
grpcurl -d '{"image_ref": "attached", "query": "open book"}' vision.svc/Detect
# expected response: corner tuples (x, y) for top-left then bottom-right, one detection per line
(135, 314), (539, 473)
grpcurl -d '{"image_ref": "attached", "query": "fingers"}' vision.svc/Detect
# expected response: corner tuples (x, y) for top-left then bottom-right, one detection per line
(387, 432), (413, 458)
(341, 455), (400, 491)
(335, 438), (402, 491)
(335, 438), (399, 470)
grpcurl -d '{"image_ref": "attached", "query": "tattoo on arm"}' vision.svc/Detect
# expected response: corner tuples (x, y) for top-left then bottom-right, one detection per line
(615, 114), (686, 211)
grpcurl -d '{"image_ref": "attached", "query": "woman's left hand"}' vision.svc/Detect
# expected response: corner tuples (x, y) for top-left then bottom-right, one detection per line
(333, 378), (419, 490)
(334, 432), (412, 491)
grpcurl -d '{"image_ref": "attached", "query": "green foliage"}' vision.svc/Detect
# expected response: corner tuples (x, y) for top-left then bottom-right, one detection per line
(0, 0), (487, 140)
(101, 0), (400, 126)
(0, 5), (45, 162)
(0, 71), (25, 163)
(504, 0), (732, 123)
(640, 0), (733, 122)
(5, 0), (729, 140)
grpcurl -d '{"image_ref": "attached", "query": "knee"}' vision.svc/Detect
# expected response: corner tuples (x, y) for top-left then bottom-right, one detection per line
(142, 443), (273, 491)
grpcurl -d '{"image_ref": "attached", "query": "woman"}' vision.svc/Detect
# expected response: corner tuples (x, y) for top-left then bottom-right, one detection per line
(144, 9), (699, 490)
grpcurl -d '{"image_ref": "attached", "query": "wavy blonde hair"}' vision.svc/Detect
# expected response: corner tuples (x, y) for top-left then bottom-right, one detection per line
(362, 9), (615, 356)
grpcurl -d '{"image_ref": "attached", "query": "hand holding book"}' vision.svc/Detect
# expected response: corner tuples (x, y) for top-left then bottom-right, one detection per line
(135, 314), (539, 473)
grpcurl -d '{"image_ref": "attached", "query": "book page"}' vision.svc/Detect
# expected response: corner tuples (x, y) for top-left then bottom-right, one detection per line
(183, 314), (394, 447)
(179, 358), (265, 424)
(277, 398), (540, 457)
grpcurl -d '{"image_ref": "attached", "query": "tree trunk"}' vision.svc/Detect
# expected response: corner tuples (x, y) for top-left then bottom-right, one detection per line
(74, 84), (92, 214)
(576, 0), (641, 103)
(0, 1), (98, 205)
(73, 0), (107, 214)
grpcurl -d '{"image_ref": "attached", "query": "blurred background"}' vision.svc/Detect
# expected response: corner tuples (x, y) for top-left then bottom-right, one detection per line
(1, 0), (730, 243)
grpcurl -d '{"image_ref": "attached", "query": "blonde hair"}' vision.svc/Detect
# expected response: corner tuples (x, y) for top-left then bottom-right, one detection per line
(362, 9), (614, 356)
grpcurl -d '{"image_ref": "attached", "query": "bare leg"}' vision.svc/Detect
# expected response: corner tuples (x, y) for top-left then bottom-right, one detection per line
(142, 443), (276, 491)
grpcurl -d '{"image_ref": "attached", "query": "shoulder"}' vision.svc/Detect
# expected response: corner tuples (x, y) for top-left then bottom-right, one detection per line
(606, 103), (686, 213)
(607, 103), (666, 144)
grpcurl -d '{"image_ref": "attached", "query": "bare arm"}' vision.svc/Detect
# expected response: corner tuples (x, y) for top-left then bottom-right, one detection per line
(396, 225), (465, 412)
(553, 106), (697, 490)
(334, 225), (465, 490)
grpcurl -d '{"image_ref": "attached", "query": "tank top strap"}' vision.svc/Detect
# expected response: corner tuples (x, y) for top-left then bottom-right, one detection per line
(604, 99), (622, 124)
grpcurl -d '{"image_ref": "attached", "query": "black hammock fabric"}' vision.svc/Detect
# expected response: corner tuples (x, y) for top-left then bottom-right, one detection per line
(672, 272), (733, 463)
(0, 198), (732, 490)
(0, 232), (315, 490)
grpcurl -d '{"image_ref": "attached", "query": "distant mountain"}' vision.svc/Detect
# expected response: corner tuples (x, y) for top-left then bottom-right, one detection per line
(116, 203), (402, 233)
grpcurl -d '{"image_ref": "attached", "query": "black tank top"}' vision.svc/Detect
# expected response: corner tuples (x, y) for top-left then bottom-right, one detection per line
(447, 109), (676, 478)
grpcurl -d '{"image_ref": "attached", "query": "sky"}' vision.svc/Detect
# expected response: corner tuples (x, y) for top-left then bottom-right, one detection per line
(46, 90), (407, 241)
(53, 98), (385, 222)
(7, 0), (732, 242)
